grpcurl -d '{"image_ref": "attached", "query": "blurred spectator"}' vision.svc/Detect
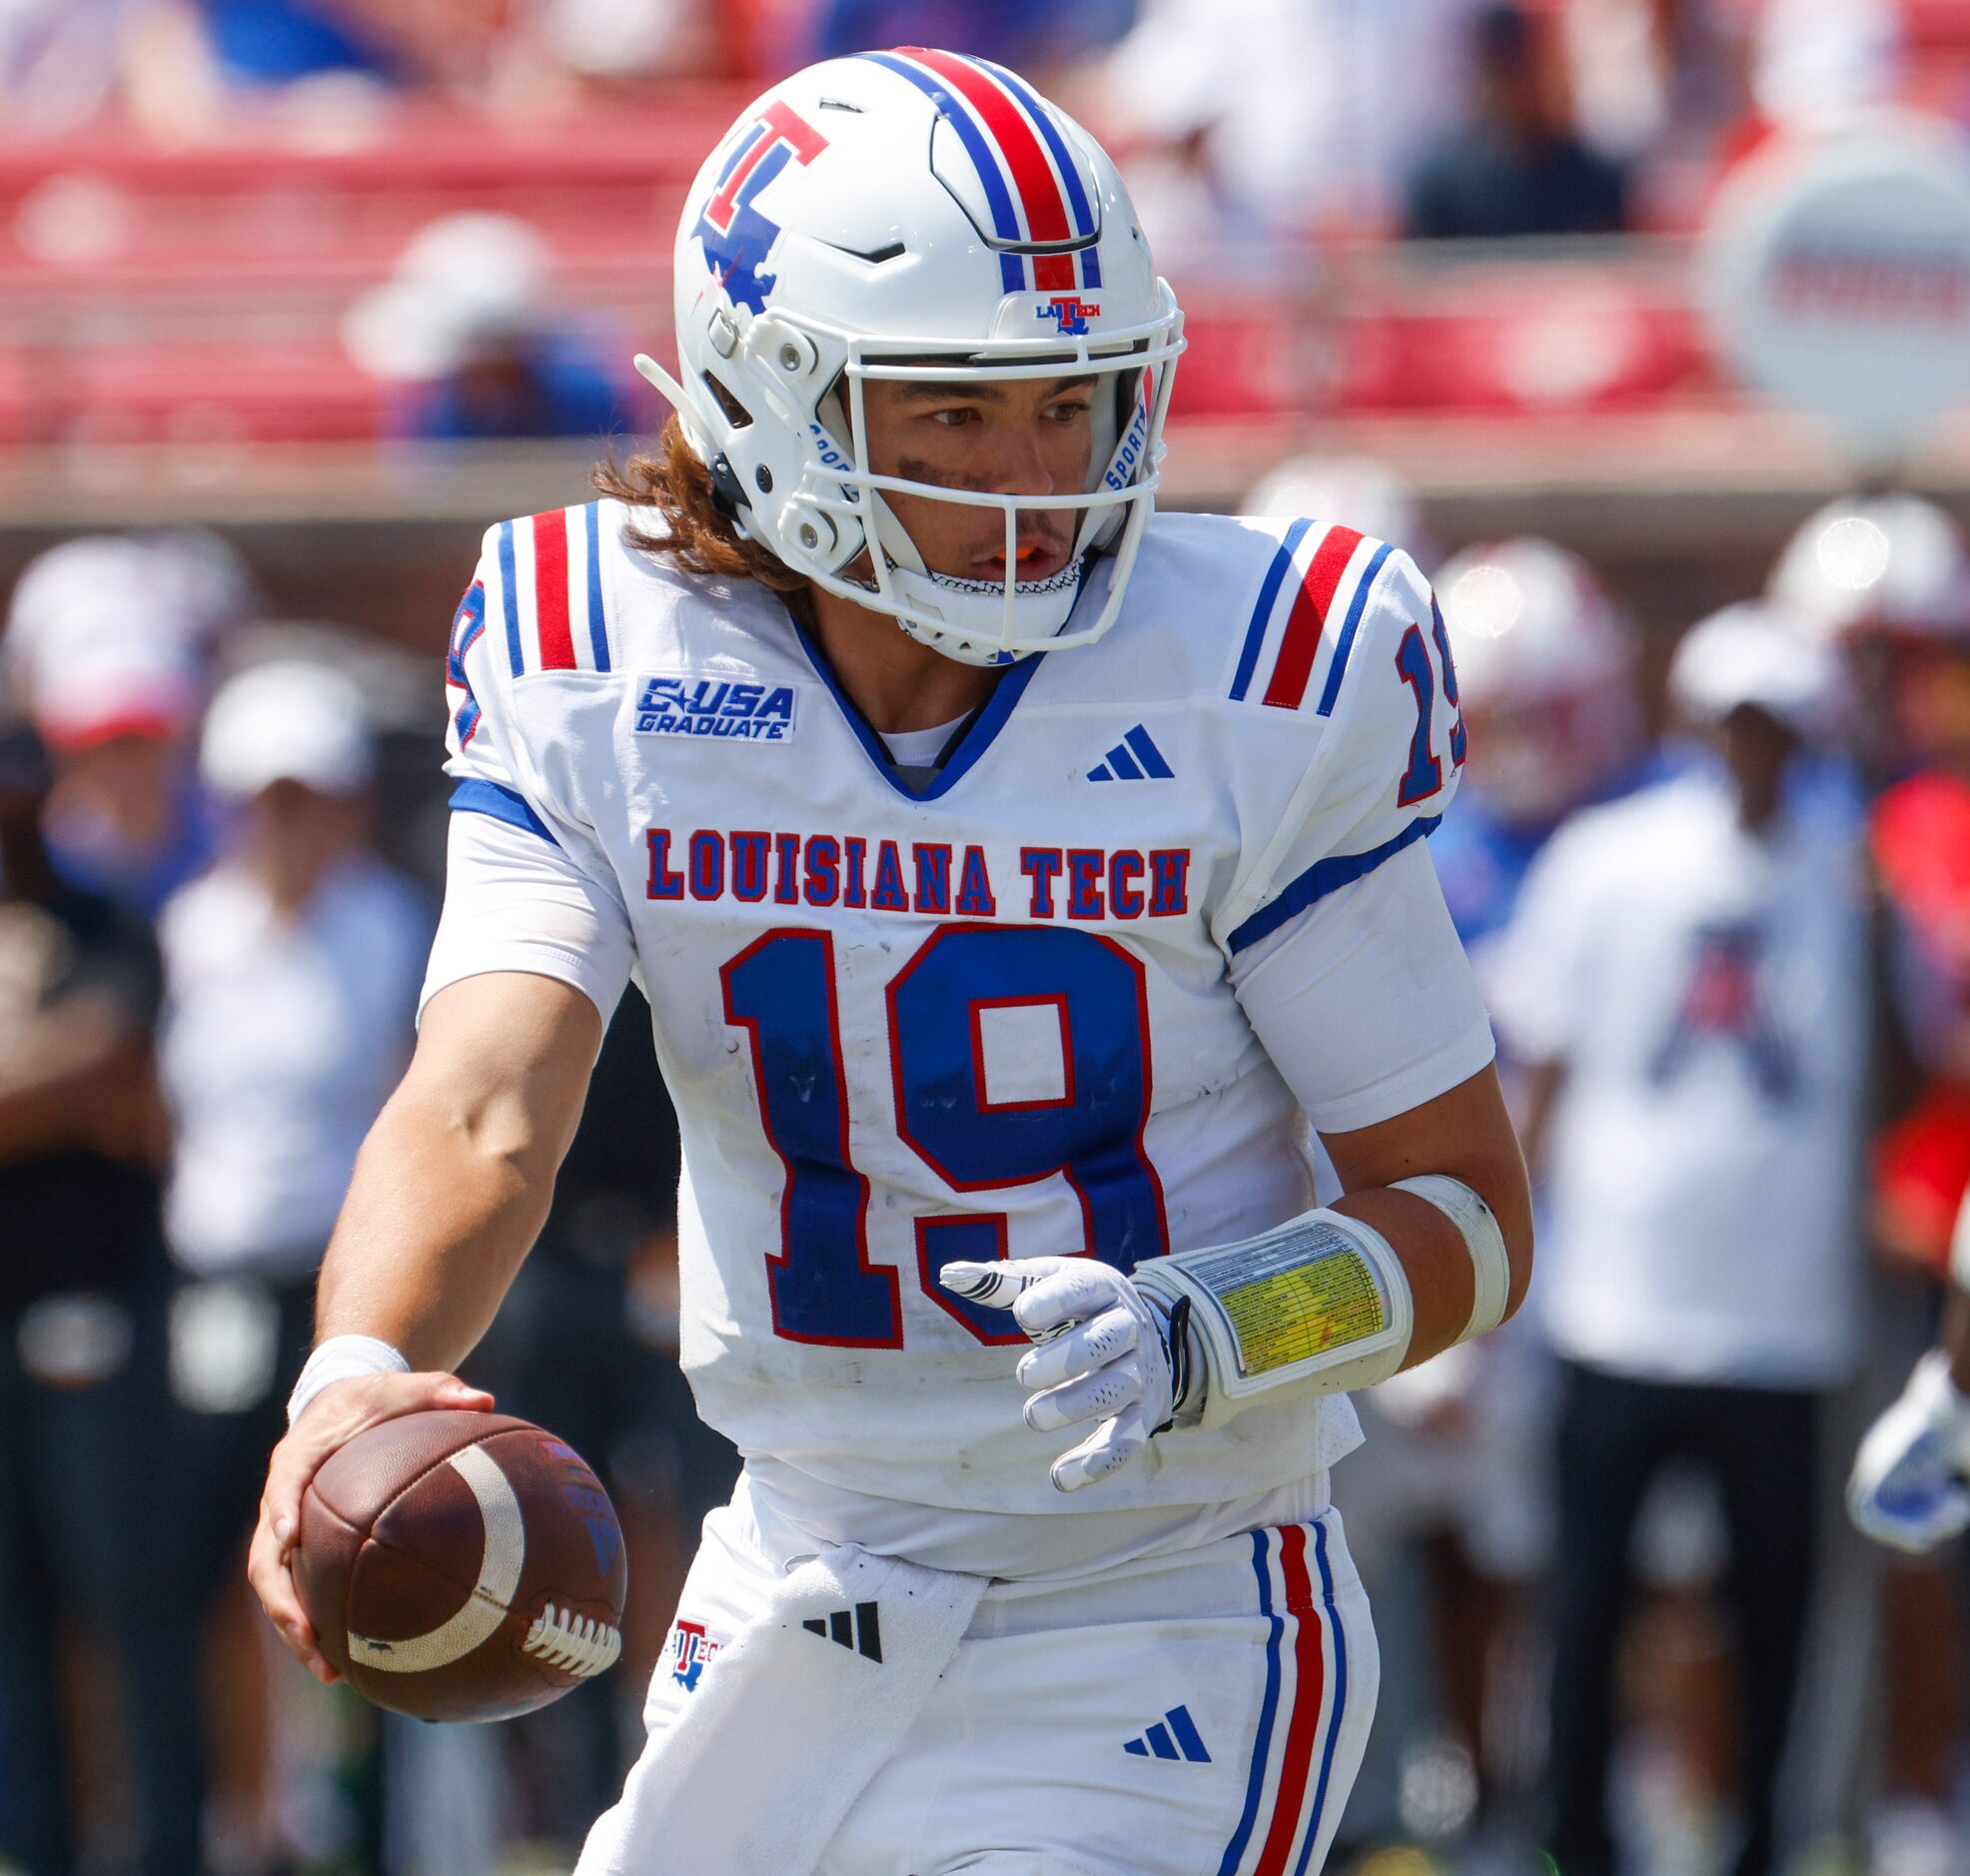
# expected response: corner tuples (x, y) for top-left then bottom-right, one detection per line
(0, 714), (198, 1874)
(1091, 0), (1484, 244)
(802, 0), (1134, 70)
(1492, 601), (1863, 1876)
(181, 0), (410, 87)
(0, 0), (150, 136)
(1406, 2), (1628, 239)
(1772, 494), (1970, 1873)
(189, 0), (732, 95)
(1771, 492), (1970, 655)
(344, 213), (623, 443)
(117, 0), (421, 138)
(159, 655), (428, 1528)
(1560, 0), (1748, 168)
(155, 658), (430, 1862)
(3, 531), (252, 918)
(1772, 495), (1970, 1265)
(529, 0), (722, 87)
(1750, 0), (1903, 130)
(129, 0), (527, 97)
(1430, 535), (1647, 960)
(4, 533), (253, 689)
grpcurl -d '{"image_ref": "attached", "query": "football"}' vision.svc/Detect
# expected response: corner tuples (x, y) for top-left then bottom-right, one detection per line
(293, 1409), (627, 1722)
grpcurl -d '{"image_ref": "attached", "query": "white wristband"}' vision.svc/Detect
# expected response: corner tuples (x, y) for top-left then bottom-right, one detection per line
(287, 1335), (411, 1427)
(1392, 1175), (1510, 1344)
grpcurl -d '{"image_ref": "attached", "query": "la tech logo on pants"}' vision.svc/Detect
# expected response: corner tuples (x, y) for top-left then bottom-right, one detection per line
(667, 1618), (723, 1691)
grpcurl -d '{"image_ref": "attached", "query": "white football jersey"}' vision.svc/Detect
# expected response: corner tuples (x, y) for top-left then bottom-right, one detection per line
(431, 499), (1485, 1570)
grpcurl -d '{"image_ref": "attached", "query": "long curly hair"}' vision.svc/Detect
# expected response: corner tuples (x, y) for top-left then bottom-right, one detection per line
(591, 416), (806, 594)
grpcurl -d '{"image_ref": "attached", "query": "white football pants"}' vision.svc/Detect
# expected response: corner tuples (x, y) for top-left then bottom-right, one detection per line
(618, 1495), (1379, 1876)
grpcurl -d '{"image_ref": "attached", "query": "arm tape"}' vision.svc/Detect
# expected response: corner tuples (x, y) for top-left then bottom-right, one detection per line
(1132, 1208), (1415, 1429)
(1391, 1175), (1510, 1344)
(287, 1335), (411, 1427)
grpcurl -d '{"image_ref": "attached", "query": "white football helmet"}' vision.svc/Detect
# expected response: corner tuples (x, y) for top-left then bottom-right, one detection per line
(1435, 536), (1640, 825)
(636, 50), (1186, 666)
(1768, 493), (1970, 646)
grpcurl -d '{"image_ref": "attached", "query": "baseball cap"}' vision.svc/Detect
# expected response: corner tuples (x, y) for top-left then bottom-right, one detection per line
(343, 213), (551, 383)
(32, 632), (204, 750)
(201, 661), (375, 800)
(1669, 600), (1844, 740)
(6, 533), (228, 748)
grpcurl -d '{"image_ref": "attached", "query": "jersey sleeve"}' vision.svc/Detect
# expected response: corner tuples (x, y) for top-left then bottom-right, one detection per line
(1232, 837), (1496, 1133)
(424, 528), (636, 1023)
(442, 532), (537, 824)
(421, 812), (635, 1023)
(1216, 545), (1466, 959)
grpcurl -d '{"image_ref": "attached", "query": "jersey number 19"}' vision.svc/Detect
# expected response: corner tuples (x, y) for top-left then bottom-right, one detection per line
(721, 924), (1170, 1349)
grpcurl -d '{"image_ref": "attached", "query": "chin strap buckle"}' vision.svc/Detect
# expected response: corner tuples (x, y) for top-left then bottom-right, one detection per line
(707, 453), (752, 521)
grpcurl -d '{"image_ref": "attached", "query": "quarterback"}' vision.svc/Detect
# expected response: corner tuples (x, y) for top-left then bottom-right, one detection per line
(250, 49), (1531, 1876)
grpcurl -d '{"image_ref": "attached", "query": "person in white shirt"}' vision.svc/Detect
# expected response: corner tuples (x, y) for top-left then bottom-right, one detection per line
(1489, 602), (1864, 1876)
(157, 657), (431, 1700)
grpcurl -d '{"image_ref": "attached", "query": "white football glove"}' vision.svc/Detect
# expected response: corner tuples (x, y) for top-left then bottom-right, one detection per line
(939, 1257), (1195, 1493)
(1849, 1352), (1970, 1554)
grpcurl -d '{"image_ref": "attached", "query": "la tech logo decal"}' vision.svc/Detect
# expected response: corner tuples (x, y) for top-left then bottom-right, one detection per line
(634, 676), (797, 743)
(1036, 295), (1099, 336)
(667, 1619), (722, 1692)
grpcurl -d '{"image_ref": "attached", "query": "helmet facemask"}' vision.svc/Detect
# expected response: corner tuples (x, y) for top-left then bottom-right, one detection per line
(638, 287), (1183, 667)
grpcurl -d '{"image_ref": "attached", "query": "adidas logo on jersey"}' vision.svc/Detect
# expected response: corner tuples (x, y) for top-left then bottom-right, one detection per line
(1087, 725), (1173, 782)
(635, 675), (797, 742)
(802, 1601), (883, 1663)
(1123, 1705), (1212, 1763)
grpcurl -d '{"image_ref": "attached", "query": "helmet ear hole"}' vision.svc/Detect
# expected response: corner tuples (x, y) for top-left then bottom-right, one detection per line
(701, 373), (753, 429)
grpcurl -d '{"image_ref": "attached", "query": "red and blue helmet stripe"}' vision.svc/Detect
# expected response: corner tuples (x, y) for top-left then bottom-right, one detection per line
(860, 47), (1103, 296)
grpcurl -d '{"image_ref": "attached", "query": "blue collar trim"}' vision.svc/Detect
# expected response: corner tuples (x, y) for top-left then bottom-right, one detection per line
(789, 614), (1047, 802)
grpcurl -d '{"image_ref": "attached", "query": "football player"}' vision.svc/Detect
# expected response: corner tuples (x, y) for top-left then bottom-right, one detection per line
(1786, 494), (1970, 1872)
(246, 51), (1531, 1875)
(1836, 497), (1970, 1552)
(1851, 1214), (1970, 1552)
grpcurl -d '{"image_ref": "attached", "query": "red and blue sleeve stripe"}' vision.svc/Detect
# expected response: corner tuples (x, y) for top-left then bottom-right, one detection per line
(492, 504), (614, 678)
(1231, 522), (1394, 717)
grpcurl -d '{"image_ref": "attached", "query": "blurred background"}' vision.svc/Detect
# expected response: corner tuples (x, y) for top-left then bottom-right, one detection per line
(6, 2), (1970, 1873)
